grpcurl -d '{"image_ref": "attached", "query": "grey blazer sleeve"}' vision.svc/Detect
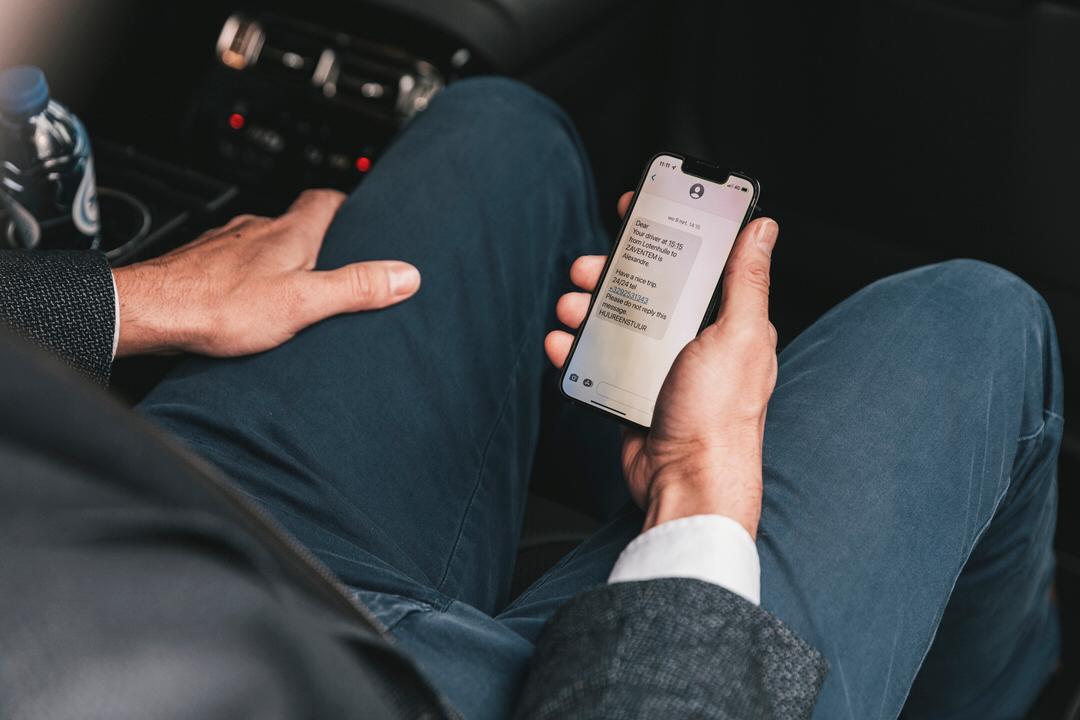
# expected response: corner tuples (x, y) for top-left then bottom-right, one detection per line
(0, 250), (115, 384)
(515, 578), (828, 720)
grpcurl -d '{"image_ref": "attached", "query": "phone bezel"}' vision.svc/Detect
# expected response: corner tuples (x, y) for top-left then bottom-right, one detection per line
(557, 151), (761, 430)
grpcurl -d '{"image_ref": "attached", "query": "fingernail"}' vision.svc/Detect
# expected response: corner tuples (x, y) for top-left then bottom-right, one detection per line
(389, 264), (421, 296)
(754, 219), (778, 257)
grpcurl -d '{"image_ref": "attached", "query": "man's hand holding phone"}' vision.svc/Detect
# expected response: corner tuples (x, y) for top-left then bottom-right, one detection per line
(546, 192), (779, 539)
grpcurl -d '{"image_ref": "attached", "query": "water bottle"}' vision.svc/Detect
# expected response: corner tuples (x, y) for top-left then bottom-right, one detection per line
(0, 66), (100, 250)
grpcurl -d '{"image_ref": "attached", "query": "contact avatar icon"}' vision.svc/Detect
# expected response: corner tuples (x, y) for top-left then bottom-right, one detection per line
(689, 183), (704, 199)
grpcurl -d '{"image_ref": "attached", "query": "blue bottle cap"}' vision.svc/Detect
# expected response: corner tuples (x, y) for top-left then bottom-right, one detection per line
(0, 66), (50, 120)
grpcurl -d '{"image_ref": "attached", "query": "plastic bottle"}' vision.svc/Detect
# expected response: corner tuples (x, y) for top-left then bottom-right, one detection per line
(0, 65), (100, 250)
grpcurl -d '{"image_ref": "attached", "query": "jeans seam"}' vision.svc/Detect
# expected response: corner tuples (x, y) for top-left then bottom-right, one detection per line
(433, 101), (600, 598)
(382, 607), (432, 633)
(352, 589), (445, 614)
(893, 407), (1059, 714)
(365, 593), (439, 633)
(892, 478), (1013, 717)
(434, 293), (550, 596)
(1018, 408), (1063, 443)
(1018, 420), (1046, 443)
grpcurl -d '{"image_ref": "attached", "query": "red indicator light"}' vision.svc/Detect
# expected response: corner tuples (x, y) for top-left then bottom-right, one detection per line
(228, 113), (246, 130)
(355, 156), (372, 173)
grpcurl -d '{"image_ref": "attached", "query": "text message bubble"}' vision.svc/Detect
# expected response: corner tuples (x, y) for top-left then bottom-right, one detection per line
(595, 215), (702, 340)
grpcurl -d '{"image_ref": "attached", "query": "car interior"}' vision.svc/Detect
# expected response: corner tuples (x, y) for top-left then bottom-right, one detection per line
(4, 0), (1078, 715)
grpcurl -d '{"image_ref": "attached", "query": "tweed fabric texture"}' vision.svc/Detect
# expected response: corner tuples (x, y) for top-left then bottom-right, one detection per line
(0, 250), (114, 384)
(516, 578), (827, 719)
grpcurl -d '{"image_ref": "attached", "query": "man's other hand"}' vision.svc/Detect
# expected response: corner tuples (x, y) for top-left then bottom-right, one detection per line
(113, 189), (421, 357)
(545, 191), (779, 538)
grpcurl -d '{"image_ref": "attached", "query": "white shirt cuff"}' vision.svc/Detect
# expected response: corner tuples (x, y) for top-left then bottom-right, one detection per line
(608, 514), (761, 605)
(110, 270), (120, 359)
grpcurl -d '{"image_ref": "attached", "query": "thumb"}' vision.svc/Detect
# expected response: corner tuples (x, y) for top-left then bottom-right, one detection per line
(717, 217), (778, 321)
(300, 260), (421, 321)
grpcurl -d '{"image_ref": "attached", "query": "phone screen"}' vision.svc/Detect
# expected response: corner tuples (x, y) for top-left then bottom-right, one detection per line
(560, 154), (758, 427)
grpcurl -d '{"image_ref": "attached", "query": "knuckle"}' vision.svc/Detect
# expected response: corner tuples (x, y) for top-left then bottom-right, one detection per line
(319, 188), (347, 203)
(234, 215), (272, 235)
(214, 214), (258, 236)
(721, 318), (778, 362)
(304, 188), (337, 199)
(348, 266), (375, 303)
(738, 261), (771, 294)
(728, 318), (765, 347)
(266, 215), (293, 236)
(301, 188), (347, 209)
(229, 213), (258, 226)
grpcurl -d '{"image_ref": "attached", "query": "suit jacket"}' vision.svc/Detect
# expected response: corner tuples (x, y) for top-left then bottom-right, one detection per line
(0, 248), (827, 719)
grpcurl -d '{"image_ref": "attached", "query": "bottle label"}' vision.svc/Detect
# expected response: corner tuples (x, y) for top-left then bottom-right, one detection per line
(72, 156), (100, 237)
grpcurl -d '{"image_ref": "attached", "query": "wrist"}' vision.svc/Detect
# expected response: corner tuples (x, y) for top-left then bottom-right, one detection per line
(112, 262), (198, 357)
(642, 454), (762, 538)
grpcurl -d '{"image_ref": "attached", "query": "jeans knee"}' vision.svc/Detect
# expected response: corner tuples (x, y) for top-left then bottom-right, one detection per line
(931, 258), (1027, 295)
(411, 77), (591, 210)
(427, 76), (576, 156)
(924, 259), (1051, 337)
(927, 259), (1062, 418)
(853, 259), (1062, 419)
(440, 76), (553, 113)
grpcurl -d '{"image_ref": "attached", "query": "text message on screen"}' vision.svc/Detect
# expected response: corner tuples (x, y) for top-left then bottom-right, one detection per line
(562, 154), (755, 427)
(596, 217), (702, 340)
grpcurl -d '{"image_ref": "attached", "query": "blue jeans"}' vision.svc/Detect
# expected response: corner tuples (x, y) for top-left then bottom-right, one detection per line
(138, 78), (1062, 720)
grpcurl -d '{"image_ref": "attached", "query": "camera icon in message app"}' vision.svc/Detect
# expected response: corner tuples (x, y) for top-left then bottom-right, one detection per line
(689, 183), (705, 199)
(569, 373), (579, 382)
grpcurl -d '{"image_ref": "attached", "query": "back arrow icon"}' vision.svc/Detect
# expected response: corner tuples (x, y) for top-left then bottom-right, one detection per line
(651, 174), (656, 181)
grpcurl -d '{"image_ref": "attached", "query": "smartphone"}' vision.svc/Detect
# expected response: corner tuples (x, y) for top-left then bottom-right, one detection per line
(559, 153), (759, 428)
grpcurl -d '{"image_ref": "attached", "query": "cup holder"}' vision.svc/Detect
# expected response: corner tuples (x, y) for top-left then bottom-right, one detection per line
(1, 187), (152, 257)
(97, 187), (153, 261)
(2, 141), (237, 266)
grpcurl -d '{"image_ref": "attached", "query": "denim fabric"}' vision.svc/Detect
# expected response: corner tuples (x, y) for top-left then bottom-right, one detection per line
(138, 77), (1061, 720)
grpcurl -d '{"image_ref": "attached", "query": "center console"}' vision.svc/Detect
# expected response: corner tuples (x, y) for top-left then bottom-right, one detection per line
(54, 8), (465, 269)
(94, 140), (237, 265)
(189, 12), (449, 197)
